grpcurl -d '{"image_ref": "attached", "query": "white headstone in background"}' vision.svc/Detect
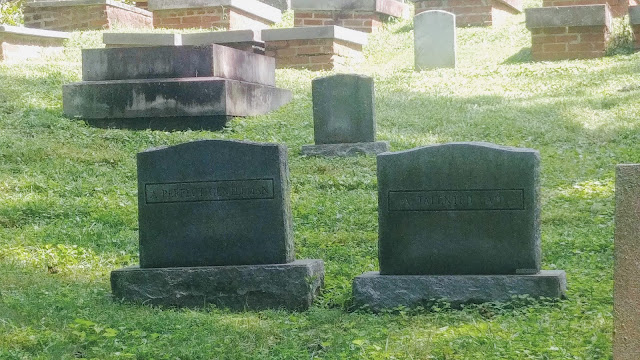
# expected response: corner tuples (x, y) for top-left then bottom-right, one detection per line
(414, 10), (456, 70)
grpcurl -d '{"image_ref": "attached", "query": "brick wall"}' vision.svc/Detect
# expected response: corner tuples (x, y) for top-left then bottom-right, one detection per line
(265, 39), (363, 71)
(414, 0), (520, 26)
(542, 0), (633, 17)
(293, 10), (384, 33)
(153, 6), (273, 30)
(24, 4), (152, 31)
(530, 25), (609, 60)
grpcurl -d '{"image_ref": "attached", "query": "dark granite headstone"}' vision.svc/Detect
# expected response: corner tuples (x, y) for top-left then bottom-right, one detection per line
(378, 142), (541, 275)
(137, 140), (294, 268)
(301, 73), (389, 156)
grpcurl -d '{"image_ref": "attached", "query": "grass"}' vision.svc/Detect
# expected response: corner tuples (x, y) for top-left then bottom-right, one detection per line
(1, 2), (638, 358)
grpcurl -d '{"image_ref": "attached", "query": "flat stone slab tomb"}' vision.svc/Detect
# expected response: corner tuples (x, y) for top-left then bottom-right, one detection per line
(63, 44), (292, 131)
(291, 0), (409, 33)
(525, 5), (611, 61)
(409, 0), (523, 27)
(0, 25), (69, 61)
(148, 0), (281, 31)
(263, 26), (368, 71)
(103, 30), (266, 54)
(542, 0), (635, 17)
(23, 0), (152, 31)
(111, 140), (324, 310)
(352, 142), (567, 311)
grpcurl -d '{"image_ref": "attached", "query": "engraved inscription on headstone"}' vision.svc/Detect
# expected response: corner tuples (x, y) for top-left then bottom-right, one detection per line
(377, 142), (541, 275)
(137, 140), (294, 268)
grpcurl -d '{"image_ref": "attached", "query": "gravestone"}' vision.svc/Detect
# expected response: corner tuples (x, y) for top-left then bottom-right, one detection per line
(301, 74), (389, 156)
(353, 142), (566, 311)
(414, 10), (456, 70)
(614, 164), (640, 359)
(111, 140), (324, 310)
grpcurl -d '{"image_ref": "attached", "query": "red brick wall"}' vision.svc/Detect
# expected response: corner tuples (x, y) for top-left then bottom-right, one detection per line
(530, 25), (609, 61)
(153, 6), (273, 30)
(542, 0), (632, 17)
(293, 11), (384, 33)
(265, 38), (363, 71)
(415, 0), (520, 26)
(23, 4), (152, 31)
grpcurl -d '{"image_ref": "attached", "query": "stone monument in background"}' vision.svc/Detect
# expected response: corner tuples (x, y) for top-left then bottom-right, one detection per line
(414, 10), (456, 70)
(111, 140), (324, 311)
(353, 142), (567, 311)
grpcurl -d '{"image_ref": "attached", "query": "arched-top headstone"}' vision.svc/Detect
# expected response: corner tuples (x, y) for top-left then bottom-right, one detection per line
(414, 10), (456, 70)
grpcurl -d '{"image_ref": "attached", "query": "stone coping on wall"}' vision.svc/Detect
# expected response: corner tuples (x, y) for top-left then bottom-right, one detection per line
(103, 30), (263, 46)
(148, 0), (282, 24)
(262, 25), (368, 45)
(495, 0), (523, 12)
(291, 0), (409, 18)
(26, 0), (152, 16)
(525, 4), (612, 29)
(629, 5), (640, 23)
(0, 24), (70, 39)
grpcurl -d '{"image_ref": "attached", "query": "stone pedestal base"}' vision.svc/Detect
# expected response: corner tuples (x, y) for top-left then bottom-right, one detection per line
(301, 141), (389, 157)
(352, 270), (567, 311)
(111, 259), (324, 311)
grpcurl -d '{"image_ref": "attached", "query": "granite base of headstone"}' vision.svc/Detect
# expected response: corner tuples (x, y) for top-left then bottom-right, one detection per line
(111, 140), (324, 310)
(301, 74), (389, 157)
(63, 44), (292, 131)
(352, 142), (566, 311)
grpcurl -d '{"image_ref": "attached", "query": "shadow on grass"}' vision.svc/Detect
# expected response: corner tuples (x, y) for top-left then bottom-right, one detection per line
(503, 47), (533, 64)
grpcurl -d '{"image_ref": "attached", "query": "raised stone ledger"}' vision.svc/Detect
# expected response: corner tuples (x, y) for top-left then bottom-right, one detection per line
(414, 10), (456, 70)
(137, 140), (294, 268)
(378, 142), (541, 275)
(614, 164), (640, 360)
(111, 260), (324, 310)
(353, 270), (567, 311)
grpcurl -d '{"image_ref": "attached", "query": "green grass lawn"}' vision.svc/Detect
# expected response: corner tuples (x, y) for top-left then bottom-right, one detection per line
(1, 2), (638, 358)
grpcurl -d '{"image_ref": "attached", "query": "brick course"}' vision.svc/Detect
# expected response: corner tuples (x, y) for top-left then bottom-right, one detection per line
(530, 25), (609, 60)
(24, 2), (152, 31)
(413, 0), (522, 27)
(294, 10), (385, 33)
(265, 38), (363, 71)
(153, 6), (275, 30)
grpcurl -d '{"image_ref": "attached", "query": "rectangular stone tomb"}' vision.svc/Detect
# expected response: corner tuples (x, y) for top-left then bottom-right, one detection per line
(614, 164), (640, 360)
(82, 44), (275, 86)
(410, 0), (523, 27)
(525, 5), (611, 61)
(353, 271), (567, 311)
(24, 0), (152, 31)
(110, 140), (324, 310)
(0, 25), (69, 62)
(148, 0), (281, 31)
(62, 77), (292, 131)
(263, 26), (368, 71)
(301, 74), (388, 156)
(137, 140), (294, 268)
(292, 0), (409, 33)
(111, 260), (324, 311)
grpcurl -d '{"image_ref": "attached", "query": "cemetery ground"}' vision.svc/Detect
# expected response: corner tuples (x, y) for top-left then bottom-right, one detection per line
(1, 5), (638, 360)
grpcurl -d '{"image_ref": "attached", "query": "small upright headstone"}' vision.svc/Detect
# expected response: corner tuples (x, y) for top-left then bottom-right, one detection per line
(301, 74), (389, 157)
(353, 142), (566, 311)
(414, 10), (456, 70)
(614, 164), (640, 359)
(111, 140), (324, 311)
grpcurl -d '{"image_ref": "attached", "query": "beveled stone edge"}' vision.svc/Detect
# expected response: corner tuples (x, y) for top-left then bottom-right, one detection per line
(0, 24), (70, 39)
(26, 0), (153, 15)
(262, 25), (368, 45)
(148, 0), (282, 23)
(525, 5), (611, 30)
(103, 32), (182, 46)
(182, 30), (263, 45)
(301, 141), (389, 157)
(292, 0), (408, 18)
(378, 141), (539, 158)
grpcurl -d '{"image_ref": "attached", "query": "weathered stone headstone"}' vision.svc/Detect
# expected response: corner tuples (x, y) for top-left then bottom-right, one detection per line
(414, 10), (456, 70)
(301, 74), (389, 156)
(614, 164), (640, 360)
(353, 142), (566, 311)
(111, 140), (324, 310)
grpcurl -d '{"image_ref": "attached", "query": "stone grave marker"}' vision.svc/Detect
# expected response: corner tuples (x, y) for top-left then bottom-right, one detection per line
(301, 74), (389, 156)
(414, 10), (456, 70)
(353, 142), (566, 311)
(111, 140), (324, 310)
(614, 164), (640, 360)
